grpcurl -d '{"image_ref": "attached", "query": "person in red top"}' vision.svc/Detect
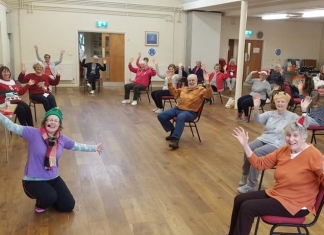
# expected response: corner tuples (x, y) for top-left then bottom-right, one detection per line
(0, 66), (34, 126)
(208, 63), (228, 92)
(18, 62), (60, 111)
(226, 59), (237, 91)
(121, 58), (156, 106)
(225, 119), (324, 235)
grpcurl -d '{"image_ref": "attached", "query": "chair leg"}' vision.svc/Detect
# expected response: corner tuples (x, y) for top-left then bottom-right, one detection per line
(253, 216), (261, 235)
(248, 107), (252, 122)
(219, 92), (223, 104)
(195, 124), (201, 142)
(188, 123), (195, 137)
(311, 130), (317, 144)
(146, 91), (151, 103)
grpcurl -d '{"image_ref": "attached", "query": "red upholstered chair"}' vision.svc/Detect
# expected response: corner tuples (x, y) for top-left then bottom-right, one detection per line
(172, 101), (205, 142)
(308, 125), (324, 144)
(282, 81), (301, 112)
(256, 185), (324, 235)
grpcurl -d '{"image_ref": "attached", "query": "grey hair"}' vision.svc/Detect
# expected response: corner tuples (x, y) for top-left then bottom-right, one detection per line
(187, 74), (198, 81)
(33, 61), (44, 70)
(139, 60), (147, 65)
(275, 63), (282, 68)
(284, 121), (308, 139)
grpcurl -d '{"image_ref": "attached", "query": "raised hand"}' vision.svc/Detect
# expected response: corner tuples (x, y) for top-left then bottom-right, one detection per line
(61, 50), (65, 55)
(103, 59), (107, 64)
(152, 59), (158, 65)
(301, 96), (311, 111)
(232, 126), (249, 146)
(253, 93), (261, 108)
(251, 71), (258, 74)
(34, 45), (38, 50)
(273, 84), (281, 91)
(83, 55), (87, 59)
(203, 70), (209, 84)
(129, 58), (133, 63)
(201, 65), (206, 72)
(96, 143), (103, 155)
(178, 63), (183, 68)
(21, 63), (26, 74)
(56, 68), (62, 76)
(28, 79), (35, 86)
(137, 52), (141, 58)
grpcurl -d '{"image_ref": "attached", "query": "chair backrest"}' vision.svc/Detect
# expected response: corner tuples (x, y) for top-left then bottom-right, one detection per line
(314, 184), (324, 214)
(282, 81), (295, 107)
(193, 100), (205, 122)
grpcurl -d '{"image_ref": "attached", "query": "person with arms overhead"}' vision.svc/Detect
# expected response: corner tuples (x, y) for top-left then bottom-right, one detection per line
(188, 60), (204, 83)
(34, 45), (65, 92)
(81, 55), (106, 94)
(121, 57), (156, 106)
(18, 62), (60, 112)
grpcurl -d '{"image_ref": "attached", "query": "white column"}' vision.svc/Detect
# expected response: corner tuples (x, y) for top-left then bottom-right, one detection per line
(234, 0), (248, 109)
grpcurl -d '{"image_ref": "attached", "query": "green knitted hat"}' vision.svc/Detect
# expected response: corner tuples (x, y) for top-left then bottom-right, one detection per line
(43, 107), (63, 124)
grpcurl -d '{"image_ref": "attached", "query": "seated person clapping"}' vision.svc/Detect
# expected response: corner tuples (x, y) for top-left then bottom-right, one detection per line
(18, 62), (60, 112)
(237, 70), (280, 122)
(226, 118), (323, 235)
(122, 58), (156, 106)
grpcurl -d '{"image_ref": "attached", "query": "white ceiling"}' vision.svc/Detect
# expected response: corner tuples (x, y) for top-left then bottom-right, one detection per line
(180, 0), (324, 23)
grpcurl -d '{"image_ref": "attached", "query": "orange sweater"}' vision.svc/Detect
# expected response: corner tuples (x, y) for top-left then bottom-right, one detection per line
(249, 145), (324, 215)
(168, 83), (213, 112)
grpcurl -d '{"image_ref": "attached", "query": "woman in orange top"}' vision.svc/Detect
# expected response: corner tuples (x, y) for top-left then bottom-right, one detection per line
(226, 119), (324, 235)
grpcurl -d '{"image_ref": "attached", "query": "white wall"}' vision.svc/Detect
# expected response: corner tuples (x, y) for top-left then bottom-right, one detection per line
(186, 11), (221, 72)
(220, 17), (324, 70)
(0, 2), (10, 67)
(10, 1), (186, 86)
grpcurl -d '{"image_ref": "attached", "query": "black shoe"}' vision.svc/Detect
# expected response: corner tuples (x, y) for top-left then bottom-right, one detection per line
(169, 139), (179, 149)
(165, 130), (174, 141)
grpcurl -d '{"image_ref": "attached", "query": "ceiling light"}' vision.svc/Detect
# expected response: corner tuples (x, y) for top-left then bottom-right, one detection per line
(262, 14), (288, 20)
(302, 10), (324, 18)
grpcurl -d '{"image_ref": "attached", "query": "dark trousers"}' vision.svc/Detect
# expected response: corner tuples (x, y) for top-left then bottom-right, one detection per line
(157, 107), (197, 140)
(151, 90), (172, 109)
(237, 95), (266, 116)
(22, 176), (75, 212)
(14, 101), (34, 126)
(228, 190), (309, 235)
(30, 93), (57, 112)
(88, 73), (99, 90)
(124, 83), (147, 100)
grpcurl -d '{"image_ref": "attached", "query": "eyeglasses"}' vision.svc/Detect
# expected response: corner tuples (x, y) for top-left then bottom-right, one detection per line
(47, 119), (60, 123)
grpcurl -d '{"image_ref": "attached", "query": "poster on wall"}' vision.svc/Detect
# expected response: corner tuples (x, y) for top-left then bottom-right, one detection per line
(145, 31), (159, 46)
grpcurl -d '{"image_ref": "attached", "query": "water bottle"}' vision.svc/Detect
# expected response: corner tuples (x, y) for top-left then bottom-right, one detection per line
(5, 98), (10, 109)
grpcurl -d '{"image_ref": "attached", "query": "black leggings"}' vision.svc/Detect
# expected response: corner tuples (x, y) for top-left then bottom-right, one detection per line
(22, 176), (75, 212)
(88, 74), (99, 90)
(30, 93), (57, 112)
(228, 190), (309, 235)
(14, 101), (33, 126)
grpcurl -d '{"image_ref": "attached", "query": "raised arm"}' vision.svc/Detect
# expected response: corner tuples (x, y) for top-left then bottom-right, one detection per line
(99, 59), (106, 71)
(153, 59), (165, 79)
(53, 50), (64, 66)
(48, 69), (61, 86)
(0, 112), (24, 135)
(136, 52), (141, 68)
(18, 64), (30, 84)
(71, 142), (103, 154)
(34, 45), (44, 62)
(81, 55), (87, 67)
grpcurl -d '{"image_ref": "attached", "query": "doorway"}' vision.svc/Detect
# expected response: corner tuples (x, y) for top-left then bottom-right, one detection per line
(228, 39), (263, 82)
(78, 32), (125, 84)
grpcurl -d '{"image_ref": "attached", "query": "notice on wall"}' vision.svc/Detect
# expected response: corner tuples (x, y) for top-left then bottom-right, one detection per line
(253, 47), (260, 53)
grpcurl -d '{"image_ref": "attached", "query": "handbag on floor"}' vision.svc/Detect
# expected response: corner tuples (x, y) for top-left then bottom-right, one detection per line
(225, 97), (235, 109)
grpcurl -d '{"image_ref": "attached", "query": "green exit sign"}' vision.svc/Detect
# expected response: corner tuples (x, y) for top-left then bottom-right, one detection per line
(245, 30), (253, 37)
(96, 21), (108, 28)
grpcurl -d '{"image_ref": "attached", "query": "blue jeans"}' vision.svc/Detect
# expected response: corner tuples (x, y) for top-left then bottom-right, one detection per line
(157, 107), (197, 140)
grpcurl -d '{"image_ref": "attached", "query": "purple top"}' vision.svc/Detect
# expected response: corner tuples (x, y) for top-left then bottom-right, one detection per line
(22, 127), (75, 179)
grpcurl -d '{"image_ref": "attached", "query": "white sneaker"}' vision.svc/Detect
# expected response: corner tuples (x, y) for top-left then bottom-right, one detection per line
(154, 108), (163, 114)
(121, 100), (131, 104)
(152, 108), (158, 112)
(239, 175), (248, 186)
(87, 83), (91, 87)
(237, 184), (256, 194)
(90, 90), (95, 94)
(131, 101), (138, 106)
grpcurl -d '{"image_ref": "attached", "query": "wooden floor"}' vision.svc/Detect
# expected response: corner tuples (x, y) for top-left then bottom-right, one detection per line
(0, 87), (324, 235)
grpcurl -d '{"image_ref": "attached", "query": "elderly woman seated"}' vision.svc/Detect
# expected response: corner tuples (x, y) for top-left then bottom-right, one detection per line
(298, 80), (324, 126)
(18, 62), (60, 112)
(236, 70), (280, 122)
(225, 118), (324, 235)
